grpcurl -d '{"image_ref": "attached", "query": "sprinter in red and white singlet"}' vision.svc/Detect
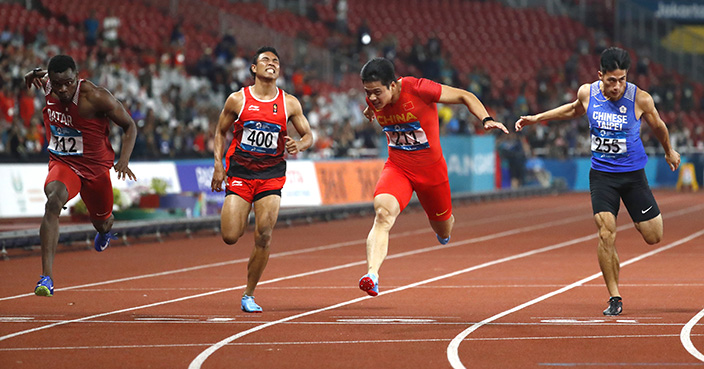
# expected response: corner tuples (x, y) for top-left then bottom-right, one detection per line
(211, 47), (313, 313)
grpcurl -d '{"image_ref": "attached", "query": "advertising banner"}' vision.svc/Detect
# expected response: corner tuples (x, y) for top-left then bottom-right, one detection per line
(314, 160), (385, 205)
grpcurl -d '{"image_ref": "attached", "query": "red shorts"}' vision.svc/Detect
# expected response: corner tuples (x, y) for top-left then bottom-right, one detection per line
(225, 176), (286, 203)
(45, 160), (114, 220)
(374, 158), (452, 221)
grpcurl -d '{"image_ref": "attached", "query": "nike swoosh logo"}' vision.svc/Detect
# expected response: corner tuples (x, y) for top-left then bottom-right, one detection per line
(593, 104), (602, 108)
(641, 206), (653, 214)
(435, 209), (449, 216)
(47, 102), (57, 105)
(96, 211), (111, 217)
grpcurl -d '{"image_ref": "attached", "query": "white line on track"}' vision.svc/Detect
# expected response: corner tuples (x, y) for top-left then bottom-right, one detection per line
(0, 203), (586, 302)
(5, 334), (704, 352)
(2, 200), (701, 366)
(446, 228), (704, 369)
(681, 308), (704, 361)
(188, 203), (704, 369)
(1, 195), (677, 304)
(0, 208), (597, 344)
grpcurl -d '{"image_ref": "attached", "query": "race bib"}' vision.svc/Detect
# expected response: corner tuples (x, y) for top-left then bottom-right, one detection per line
(383, 121), (429, 151)
(48, 125), (84, 156)
(591, 130), (627, 156)
(241, 121), (281, 154)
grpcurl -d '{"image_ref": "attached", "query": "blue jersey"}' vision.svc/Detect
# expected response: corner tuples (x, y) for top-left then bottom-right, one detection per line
(587, 81), (647, 172)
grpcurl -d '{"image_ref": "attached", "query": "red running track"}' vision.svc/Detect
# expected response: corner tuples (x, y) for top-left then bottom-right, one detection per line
(1, 190), (704, 368)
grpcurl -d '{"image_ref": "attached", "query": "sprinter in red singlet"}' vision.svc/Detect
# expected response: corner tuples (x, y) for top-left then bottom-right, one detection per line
(24, 55), (137, 297)
(358, 57), (508, 297)
(211, 46), (313, 313)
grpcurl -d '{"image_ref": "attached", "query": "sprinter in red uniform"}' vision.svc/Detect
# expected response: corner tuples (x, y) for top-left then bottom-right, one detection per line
(211, 46), (313, 313)
(24, 55), (137, 297)
(358, 57), (508, 296)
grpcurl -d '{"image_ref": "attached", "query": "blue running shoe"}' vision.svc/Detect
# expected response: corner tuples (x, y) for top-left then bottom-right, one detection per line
(241, 295), (263, 313)
(94, 232), (117, 252)
(359, 273), (379, 296)
(437, 234), (450, 245)
(34, 275), (54, 297)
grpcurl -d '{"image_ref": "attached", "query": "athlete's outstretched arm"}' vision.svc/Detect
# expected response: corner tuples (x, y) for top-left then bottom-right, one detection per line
(284, 94), (313, 155)
(89, 85), (137, 181)
(515, 83), (590, 132)
(638, 90), (681, 171)
(211, 92), (242, 192)
(24, 68), (47, 90)
(437, 85), (508, 134)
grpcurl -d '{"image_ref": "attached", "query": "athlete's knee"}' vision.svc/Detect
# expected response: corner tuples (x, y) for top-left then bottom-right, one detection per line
(44, 192), (67, 217)
(254, 227), (273, 249)
(373, 206), (397, 227)
(597, 226), (616, 245)
(642, 231), (662, 245)
(222, 229), (245, 245)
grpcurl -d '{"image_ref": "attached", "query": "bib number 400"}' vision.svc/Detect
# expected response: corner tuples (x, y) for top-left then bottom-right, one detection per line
(246, 130), (274, 148)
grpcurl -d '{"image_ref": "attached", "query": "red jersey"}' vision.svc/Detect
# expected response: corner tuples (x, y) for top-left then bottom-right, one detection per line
(43, 79), (114, 179)
(225, 86), (288, 179)
(369, 77), (443, 169)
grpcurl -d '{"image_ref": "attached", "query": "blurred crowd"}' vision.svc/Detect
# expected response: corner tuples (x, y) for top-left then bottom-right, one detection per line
(1, 0), (702, 184)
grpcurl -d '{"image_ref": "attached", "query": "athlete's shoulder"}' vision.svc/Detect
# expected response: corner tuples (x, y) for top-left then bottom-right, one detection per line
(80, 80), (119, 112)
(284, 90), (303, 114)
(401, 76), (441, 100)
(577, 83), (593, 101)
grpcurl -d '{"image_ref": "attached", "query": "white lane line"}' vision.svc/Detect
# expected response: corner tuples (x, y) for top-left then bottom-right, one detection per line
(1, 208), (595, 342)
(681, 308), (704, 361)
(6, 333), (704, 352)
(1, 203), (583, 302)
(187, 203), (704, 368)
(447, 228), (704, 369)
(188, 232), (598, 368)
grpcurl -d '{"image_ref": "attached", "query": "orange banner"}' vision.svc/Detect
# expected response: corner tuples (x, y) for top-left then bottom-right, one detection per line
(314, 160), (385, 205)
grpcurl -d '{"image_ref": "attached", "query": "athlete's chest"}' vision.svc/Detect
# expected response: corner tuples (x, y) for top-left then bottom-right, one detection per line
(375, 95), (431, 127)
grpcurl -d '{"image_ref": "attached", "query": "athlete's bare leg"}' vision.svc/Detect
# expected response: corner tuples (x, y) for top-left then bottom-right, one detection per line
(243, 194), (281, 296)
(366, 194), (401, 277)
(634, 214), (663, 245)
(220, 194), (252, 245)
(91, 214), (114, 234)
(429, 214), (455, 240)
(594, 211), (620, 297)
(39, 181), (69, 278)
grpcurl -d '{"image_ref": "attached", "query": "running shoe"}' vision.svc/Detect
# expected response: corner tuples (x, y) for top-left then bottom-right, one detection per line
(359, 273), (379, 296)
(241, 295), (263, 313)
(34, 275), (54, 297)
(437, 234), (451, 245)
(603, 296), (623, 316)
(94, 232), (117, 252)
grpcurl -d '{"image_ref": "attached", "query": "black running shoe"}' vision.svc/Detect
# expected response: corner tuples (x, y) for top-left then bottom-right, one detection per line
(603, 296), (623, 316)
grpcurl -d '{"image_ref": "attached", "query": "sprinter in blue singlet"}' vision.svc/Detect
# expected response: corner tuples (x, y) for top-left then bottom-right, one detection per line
(515, 47), (681, 316)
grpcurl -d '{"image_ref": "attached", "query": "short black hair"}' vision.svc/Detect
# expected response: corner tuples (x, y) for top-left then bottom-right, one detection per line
(47, 55), (77, 74)
(600, 47), (631, 73)
(360, 57), (396, 87)
(250, 46), (280, 77)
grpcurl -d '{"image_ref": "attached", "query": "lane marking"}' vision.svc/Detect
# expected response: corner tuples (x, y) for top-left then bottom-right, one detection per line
(681, 308), (704, 362)
(0, 203), (586, 302)
(2, 210), (593, 343)
(447, 229), (704, 369)
(187, 204), (704, 368)
(4, 333), (704, 352)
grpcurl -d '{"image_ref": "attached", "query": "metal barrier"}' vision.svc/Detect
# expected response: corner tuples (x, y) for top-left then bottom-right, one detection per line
(0, 184), (566, 256)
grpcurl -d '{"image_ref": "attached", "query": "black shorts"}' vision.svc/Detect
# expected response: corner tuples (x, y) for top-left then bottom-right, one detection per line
(589, 168), (660, 222)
